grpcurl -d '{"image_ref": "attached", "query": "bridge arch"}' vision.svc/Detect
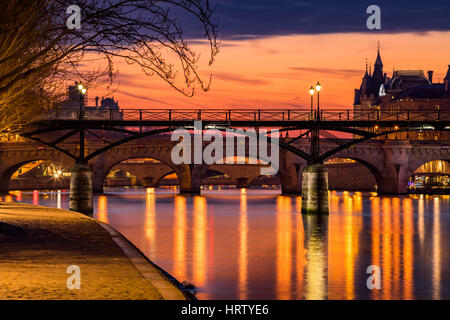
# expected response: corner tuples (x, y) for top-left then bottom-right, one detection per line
(323, 157), (381, 191)
(93, 155), (177, 192)
(0, 158), (71, 193)
(406, 159), (450, 192)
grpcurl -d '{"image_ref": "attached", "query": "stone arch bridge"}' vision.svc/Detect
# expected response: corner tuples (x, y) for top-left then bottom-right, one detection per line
(1, 137), (448, 195)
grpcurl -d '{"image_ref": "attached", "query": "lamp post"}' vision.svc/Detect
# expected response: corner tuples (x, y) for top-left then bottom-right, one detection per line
(315, 82), (322, 120)
(77, 83), (86, 120)
(309, 86), (315, 119)
(77, 83), (86, 161)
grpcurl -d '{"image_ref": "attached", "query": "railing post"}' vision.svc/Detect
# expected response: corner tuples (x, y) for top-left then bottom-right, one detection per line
(139, 109), (142, 134)
(288, 110), (291, 121)
(258, 110), (261, 121)
(438, 110), (440, 121)
(377, 110), (380, 121)
(228, 109), (231, 121)
(169, 109), (172, 121)
(347, 110), (350, 121)
(407, 110), (410, 121)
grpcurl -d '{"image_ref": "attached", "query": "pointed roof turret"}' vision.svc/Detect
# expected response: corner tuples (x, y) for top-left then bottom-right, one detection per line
(374, 41), (383, 68)
(445, 65), (450, 80)
(364, 58), (369, 78)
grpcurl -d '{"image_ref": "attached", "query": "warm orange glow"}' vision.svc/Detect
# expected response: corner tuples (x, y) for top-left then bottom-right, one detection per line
(193, 196), (208, 288)
(174, 196), (187, 282)
(403, 198), (414, 300)
(295, 197), (305, 298)
(381, 198), (392, 299)
(433, 197), (441, 300)
(238, 193), (248, 300)
(97, 195), (108, 223)
(276, 196), (292, 299)
(32, 190), (39, 205)
(371, 197), (381, 300)
(87, 32), (450, 109)
(145, 192), (156, 251)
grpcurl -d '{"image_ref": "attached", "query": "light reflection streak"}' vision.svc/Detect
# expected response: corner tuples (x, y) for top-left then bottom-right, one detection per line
(392, 198), (401, 299)
(295, 197), (305, 299)
(370, 197), (381, 300)
(402, 198), (414, 300)
(57, 190), (61, 209)
(193, 196), (207, 289)
(145, 188), (156, 252)
(304, 215), (327, 300)
(97, 195), (108, 223)
(418, 195), (425, 245)
(238, 193), (248, 299)
(276, 196), (292, 299)
(174, 196), (187, 282)
(381, 198), (392, 299)
(433, 197), (441, 300)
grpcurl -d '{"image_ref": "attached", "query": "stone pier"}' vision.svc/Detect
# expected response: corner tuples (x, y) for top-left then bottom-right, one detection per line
(69, 163), (93, 215)
(301, 164), (329, 215)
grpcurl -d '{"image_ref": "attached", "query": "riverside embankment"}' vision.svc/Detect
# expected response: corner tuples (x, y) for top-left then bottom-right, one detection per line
(0, 202), (186, 300)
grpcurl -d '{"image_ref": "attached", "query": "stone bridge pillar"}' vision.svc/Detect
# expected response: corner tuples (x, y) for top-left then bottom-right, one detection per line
(91, 153), (107, 194)
(301, 164), (329, 215)
(69, 163), (93, 215)
(378, 141), (412, 194)
(176, 164), (205, 195)
(279, 149), (303, 194)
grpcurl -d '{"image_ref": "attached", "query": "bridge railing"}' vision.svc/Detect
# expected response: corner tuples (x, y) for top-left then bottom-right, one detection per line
(44, 108), (450, 122)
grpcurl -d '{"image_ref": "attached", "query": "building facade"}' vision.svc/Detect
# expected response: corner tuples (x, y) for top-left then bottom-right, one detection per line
(354, 49), (450, 140)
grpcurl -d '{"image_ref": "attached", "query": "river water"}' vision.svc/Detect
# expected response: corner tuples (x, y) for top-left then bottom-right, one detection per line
(4, 187), (450, 300)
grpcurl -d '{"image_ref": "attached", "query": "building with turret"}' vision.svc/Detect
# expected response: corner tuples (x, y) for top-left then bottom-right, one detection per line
(354, 48), (450, 140)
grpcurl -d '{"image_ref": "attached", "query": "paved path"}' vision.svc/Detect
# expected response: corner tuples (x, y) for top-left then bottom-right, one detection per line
(0, 202), (186, 300)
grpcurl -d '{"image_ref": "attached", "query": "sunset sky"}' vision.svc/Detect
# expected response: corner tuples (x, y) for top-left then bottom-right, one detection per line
(88, 1), (450, 110)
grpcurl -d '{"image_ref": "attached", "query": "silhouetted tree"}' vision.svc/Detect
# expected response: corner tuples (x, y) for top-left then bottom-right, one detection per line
(0, 0), (219, 131)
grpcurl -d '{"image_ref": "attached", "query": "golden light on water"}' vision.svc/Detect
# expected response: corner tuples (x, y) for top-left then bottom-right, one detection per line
(193, 196), (207, 288)
(433, 197), (441, 300)
(238, 193), (248, 299)
(174, 196), (187, 282)
(145, 191), (156, 252)
(97, 195), (108, 223)
(276, 196), (293, 299)
(14, 188), (440, 300)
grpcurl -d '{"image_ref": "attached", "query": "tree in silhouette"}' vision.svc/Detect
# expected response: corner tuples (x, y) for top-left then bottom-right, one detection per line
(0, 0), (219, 132)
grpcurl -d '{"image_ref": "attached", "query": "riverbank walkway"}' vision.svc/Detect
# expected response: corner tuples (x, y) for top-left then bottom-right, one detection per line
(0, 202), (186, 300)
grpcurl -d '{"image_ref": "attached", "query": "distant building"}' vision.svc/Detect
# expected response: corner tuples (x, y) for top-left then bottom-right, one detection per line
(59, 82), (122, 120)
(354, 48), (450, 140)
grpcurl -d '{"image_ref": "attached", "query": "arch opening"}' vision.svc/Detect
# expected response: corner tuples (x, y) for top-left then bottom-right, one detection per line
(408, 160), (450, 194)
(4, 160), (70, 192)
(324, 157), (380, 191)
(103, 157), (178, 190)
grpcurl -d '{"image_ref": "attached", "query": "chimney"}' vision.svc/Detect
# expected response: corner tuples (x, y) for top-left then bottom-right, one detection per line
(427, 71), (434, 83)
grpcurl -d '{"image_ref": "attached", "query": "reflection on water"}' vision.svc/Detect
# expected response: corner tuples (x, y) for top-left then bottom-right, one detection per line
(6, 188), (450, 300)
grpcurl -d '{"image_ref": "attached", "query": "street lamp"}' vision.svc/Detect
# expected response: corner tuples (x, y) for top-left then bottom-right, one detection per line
(77, 83), (86, 120)
(315, 82), (322, 119)
(309, 86), (315, 119)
